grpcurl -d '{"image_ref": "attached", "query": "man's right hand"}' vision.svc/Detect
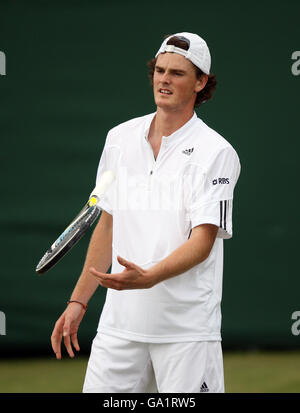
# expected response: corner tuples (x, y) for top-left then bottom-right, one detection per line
(51, 302), (86, 360)
(50, 210), (113, 360)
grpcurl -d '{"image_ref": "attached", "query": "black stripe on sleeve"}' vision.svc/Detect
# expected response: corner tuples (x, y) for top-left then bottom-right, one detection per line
(220, 201), (223, 229)
(224, 200), (227, 231)
(219, 200), (231, 231)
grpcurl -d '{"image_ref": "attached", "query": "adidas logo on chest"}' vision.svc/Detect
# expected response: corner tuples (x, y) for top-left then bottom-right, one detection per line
(182, 147), (194, 156)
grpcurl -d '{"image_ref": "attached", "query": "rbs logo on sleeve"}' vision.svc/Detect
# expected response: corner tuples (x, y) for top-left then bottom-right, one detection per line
(212, 178), (230, 185)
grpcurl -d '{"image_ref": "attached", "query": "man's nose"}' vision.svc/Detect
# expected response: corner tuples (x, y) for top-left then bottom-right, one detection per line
(161, 72), (170, 83)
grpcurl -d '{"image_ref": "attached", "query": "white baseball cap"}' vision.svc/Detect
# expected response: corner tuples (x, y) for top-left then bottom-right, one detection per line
(155, 32), (211, 75)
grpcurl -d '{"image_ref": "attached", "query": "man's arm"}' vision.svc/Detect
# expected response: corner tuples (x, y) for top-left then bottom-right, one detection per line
(69, 209), (113, 304)
(149, 223), (218, 283)
(51, 210), (112, 359)
(90, 223), (218, 290)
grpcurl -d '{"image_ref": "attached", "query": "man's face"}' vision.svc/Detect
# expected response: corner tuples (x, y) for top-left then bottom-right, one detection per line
(153, 53), (206, 112)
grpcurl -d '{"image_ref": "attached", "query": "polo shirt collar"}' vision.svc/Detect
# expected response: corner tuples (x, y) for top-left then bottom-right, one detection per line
(144, 112), (198, 144)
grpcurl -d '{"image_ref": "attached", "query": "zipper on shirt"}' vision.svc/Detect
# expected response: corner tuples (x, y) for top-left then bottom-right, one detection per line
(146, 135), (168, 190)
(146, 139), (157, 189)
(148, 157), (156, 190)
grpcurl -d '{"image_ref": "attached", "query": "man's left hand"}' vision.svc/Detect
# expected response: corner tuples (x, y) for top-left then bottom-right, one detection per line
(89, 256), (155, 290)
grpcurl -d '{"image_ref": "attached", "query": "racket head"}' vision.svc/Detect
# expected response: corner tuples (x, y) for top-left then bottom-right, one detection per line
(36, 170), (115, 275)
(35, 204), (100, 274)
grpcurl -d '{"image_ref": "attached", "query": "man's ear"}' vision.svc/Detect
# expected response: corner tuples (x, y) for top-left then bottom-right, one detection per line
(195, 74), (208, 93)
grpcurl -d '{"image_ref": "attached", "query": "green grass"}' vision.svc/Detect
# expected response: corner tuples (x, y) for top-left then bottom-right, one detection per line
(0, 357), (88, 393)
(0, 351), (300, 393)
(224, 350), (300, 393)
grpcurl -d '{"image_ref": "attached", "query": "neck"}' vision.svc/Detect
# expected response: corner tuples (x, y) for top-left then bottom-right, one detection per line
(152, 107), (194, 137)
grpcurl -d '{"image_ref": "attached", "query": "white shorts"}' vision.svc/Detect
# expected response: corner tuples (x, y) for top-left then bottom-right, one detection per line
(82, 333), (225, 393)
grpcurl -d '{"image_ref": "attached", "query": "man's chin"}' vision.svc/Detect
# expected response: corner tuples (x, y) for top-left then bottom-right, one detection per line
(155, 99), (177, 111)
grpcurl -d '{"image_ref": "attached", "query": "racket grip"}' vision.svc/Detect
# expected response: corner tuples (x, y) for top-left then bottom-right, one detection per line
(90, 170), (115, 201)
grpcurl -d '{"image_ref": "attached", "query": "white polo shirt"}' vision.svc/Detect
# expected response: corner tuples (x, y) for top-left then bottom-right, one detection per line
(94, 112), (241, 343)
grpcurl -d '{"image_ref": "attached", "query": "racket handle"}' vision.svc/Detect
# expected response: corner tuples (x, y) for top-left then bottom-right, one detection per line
(90, 170), (115, 200)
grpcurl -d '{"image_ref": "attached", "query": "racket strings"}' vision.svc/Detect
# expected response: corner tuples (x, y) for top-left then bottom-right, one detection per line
(36, 206), (99, 270)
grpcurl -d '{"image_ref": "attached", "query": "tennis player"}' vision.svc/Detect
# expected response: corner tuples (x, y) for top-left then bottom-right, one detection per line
(51, 32), (241, 393)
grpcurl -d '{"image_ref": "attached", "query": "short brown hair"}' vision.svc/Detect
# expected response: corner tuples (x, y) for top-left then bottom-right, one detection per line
(147, 35), (217, 107)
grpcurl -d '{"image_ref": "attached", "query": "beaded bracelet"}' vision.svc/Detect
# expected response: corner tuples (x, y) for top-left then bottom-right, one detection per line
(67, 300), (88, 311)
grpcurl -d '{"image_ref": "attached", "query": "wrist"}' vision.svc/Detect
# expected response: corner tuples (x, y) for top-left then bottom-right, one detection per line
(67, 300), (88, 311)
(147, 265), (163, 287)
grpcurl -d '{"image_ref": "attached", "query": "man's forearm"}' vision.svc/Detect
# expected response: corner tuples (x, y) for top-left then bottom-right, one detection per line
(89, 224), (218, 291)
(70, 211), (112, 304)
(148, 224), (218, 285)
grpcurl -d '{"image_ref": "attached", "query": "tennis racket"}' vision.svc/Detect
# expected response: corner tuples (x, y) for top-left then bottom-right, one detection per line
(35, 170), (115, 275)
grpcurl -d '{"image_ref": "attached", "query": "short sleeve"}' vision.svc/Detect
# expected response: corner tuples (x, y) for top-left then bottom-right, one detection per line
(93, 132), (121, 215)
(186, 146), (241, 239)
